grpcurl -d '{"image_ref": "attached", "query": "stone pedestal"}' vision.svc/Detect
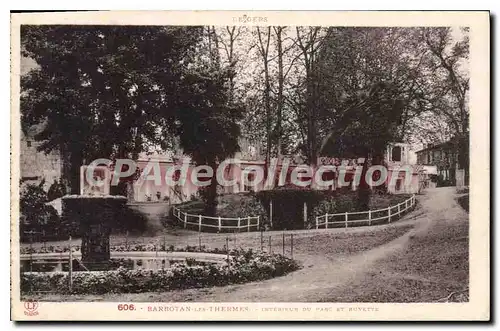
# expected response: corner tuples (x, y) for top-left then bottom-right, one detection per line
(63, 194), (127, 270)
(81, 223), (111, 269)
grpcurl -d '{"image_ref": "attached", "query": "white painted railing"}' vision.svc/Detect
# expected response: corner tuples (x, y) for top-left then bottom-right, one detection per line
(171, 206), (260, 232)
(315, 195), (416, 229)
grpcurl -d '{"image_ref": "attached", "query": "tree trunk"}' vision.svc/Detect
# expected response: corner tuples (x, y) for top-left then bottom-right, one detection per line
(203, 160), (218, 216)
(264, 63), (272, 168)
(356, 153), (372, 211)
(257, 27), (273, 175)
(275, 27), (284, 157)
(69, 148), (84, 194)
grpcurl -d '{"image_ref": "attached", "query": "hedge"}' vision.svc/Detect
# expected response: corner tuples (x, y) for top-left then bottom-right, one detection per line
(21, 249), (300, 294)
(60, 195), (147, 239)
(22, 243), (232, 255)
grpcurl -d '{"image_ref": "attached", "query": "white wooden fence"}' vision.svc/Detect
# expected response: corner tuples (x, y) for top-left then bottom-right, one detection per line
(315, 195), (416, 229)
(171, 206), (260, 232)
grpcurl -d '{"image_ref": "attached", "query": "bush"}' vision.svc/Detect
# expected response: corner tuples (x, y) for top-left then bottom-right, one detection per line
(173, 193), (268, 233)
(256, 188), (327, 230)
(61, 195), (127, 237)
(20, 181), (61, 242)
(21, 250), (300, 294)
(457, 194), (469, 212)
(61, 195), (149, 237)
(216, 193), (268, 226)
(312, 195), (357, 218)
(47, 179), (66, 202)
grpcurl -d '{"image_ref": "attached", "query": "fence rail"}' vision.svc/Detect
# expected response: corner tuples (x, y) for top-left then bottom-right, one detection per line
(171, 206), (260, 233)
(316, 194), (416, 229)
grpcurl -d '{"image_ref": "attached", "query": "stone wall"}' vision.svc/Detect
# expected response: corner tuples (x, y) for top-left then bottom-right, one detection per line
(20, 128), (62, 191)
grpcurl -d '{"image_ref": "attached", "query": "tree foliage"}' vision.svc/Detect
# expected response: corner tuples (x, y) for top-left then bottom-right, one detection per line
(21, 26), (242, 203)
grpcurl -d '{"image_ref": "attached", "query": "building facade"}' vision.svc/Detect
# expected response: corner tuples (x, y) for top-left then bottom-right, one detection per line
(415, 140), (461, 187)
(124, 141), (423, 203)
(20, 125), (63, 191)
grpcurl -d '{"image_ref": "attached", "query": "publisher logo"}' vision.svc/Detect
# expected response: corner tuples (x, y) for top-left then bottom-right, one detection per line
(232, 14), (268, 23)
(24, 300), (39, 316)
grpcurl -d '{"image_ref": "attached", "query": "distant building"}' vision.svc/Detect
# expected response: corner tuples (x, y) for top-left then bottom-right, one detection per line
(384, 142), (423, 195)
(415, 139), (465, 187)
(127, 141), (424, 203)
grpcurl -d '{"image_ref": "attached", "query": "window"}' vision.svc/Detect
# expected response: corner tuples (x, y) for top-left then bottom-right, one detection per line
(392, 146), (402, 162)
(395, 179), (402, 191)
(26, 140), (32, 147)
(244, 172), (255, 192)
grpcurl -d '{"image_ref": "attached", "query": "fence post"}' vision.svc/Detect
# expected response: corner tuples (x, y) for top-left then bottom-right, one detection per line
(257, 216), (260, 230)
(368, 210), (372, 226)
(345, 212), (348, 228)
(68, 236), (73, 292)
(405, 199), (408, 211)
(269, 200), (273, 228)
(260, 230), (264, 251)
(398, 203), (401, 215)
(325, 213), (329, 229)
(125, 230), (129, 250)
(218, 216), (222, 232)
(388, 206), (391, 223)
(198, 215), (202, 232)
(237, 217), (241, 232)
(226, 237), (229, 262)
(183, 213), (187, 229)
(282, 232), (285, 255)
(303, 202), (307, 227)
(316, 216), (319, 229)
(247, 216), (251, 232)
(198, 235), (202, 251)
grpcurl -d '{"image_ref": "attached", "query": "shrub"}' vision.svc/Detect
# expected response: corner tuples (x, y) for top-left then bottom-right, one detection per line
(62, 195), (130, 236)
(312, 195), (357, 221)
(47, 179), (66, 202)
(216, 193), (268, 227)
(173, 193), (268, 232)
(457, 194), (469, 212)
(20, 181), (60, 242)
(21, 250), (300, 294)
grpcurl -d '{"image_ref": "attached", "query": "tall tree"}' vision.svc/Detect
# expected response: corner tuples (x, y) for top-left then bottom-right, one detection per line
(256, 27), (273, 169)
(21, 26), (242, 203)
(173, 66), (243, 216)
(273, 26), (285, 158)
(294, 27), (328, 165)
(316, 28), (425, 208)
(419, 27), (469, 183)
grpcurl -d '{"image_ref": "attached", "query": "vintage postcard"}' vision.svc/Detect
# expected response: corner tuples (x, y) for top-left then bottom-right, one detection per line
(10, 11), (490, 321)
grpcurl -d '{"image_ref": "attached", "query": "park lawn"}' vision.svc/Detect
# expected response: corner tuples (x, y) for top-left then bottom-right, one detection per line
(322, 212), (469, 302)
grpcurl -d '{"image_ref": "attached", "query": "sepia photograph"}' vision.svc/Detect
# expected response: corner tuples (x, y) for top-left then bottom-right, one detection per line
(10, 11), (490, 321)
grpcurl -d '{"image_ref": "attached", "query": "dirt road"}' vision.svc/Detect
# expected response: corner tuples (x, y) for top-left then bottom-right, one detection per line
(156, 187), (467, 302)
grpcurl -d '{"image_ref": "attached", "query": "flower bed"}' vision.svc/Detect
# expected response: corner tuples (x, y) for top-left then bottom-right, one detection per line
(21, 244), (230, 255)
(21, 249), (300, 294)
